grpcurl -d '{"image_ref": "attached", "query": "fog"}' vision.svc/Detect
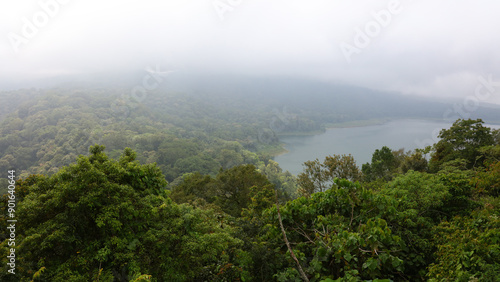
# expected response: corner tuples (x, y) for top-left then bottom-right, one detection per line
(2, 0), (500, 103)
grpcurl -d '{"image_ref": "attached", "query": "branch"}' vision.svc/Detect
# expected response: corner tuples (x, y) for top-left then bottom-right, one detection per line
(292, 225), (315, 245)
(349, 204), (355, 228)
(275, 190), (309, 282)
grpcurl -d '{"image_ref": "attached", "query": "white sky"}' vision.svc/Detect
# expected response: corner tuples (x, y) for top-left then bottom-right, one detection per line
(1, 0), (500, 103)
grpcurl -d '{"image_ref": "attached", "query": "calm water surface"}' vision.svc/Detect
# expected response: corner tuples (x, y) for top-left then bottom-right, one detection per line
(274, 119), (500, 176)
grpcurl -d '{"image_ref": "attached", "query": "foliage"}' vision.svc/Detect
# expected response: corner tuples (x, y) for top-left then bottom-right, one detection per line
(363, 147), (429, 184)
(493, 128), (500, 145)
(171, 164), (277, 218)
(2, 86), (500, 281)
(169, 172), (218, 205)
(262, 179), (406, 281)
(214, 164), (275, 218)
(297, 154), (362, 197)
(257, 160), (298, 200)
(297, 158), (328, 196)
(0, 89), (290, 186)
(381, 171), (449, 278)
(397, 149), (428, 174)
(475, 160), (500, 197)
(428, 205), (500, 281)
(437, 160), (480, 216)
(362, 146), (397, 182)
(430, 118), (494, 171)
(0, 146), (245, 281)
(383, 171), (449, 219)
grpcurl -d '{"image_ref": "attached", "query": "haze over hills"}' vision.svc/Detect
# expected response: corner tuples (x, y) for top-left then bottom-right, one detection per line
(2, 77), (500, 281)
(3, 1), (500, 280)
(3, 73), (500, 126)
(2, 73), (500, 184)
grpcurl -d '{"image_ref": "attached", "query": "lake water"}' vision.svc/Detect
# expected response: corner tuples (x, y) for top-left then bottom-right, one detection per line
(274, 119), (500, 176)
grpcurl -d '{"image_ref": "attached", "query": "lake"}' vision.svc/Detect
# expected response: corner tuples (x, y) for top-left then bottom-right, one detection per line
(274, 119), (500, 176)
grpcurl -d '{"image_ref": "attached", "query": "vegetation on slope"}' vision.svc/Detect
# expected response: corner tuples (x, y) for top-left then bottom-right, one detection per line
(1, 83), (500, 281)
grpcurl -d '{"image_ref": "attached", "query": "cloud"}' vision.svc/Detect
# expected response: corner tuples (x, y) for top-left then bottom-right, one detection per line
(1, 0), (500, 104)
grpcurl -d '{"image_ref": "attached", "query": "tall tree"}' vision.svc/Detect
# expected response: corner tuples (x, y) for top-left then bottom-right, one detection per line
(362, 146), (397, 182)
(430, 118), (494, 171)
(298, 154), (361, 197)
(323, 154), (362, 182)
(214, 164), (274, 217)
(0, 146), (245, 281)
(492, 128), (500, 145)
(297, 159), (327, 196)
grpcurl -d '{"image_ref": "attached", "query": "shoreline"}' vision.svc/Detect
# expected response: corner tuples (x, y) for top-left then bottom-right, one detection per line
(325, 117), (454, 129)
(260, 142), (289, 157)
(325, 118), (392, 129)
(270, 118), (441, 157)
(269, 117), (500, 158)
(270, 118), (393, 157)
(272, 147), (289, 157)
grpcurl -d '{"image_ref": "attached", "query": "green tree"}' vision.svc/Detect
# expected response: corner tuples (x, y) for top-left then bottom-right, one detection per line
(297, 159), (326, 197)
(362, 146), (397, 182)
(258, 160), (298, 200)
(0, 146), (245, 281)
(492, 128), (500, 145)
(214, 164), (274, 217)
(437, 159), (479, 216)
(298, 154), (361, 197)
(474, 159), (500, 197)
(169, 172), (217, 205)
(430, 119), (494, 171)
(323, 154), (362, 182)
(398, 149), (429, 173)
(381, 171), (449, 277)
(427, 205), (500, 281)
(263, 179), (405, 281)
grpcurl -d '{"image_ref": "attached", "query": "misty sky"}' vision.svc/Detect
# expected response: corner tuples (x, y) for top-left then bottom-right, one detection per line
(1, 0), (500, 103)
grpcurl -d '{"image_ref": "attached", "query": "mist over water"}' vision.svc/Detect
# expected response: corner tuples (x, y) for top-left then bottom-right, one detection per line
(275, 119), (500, 175)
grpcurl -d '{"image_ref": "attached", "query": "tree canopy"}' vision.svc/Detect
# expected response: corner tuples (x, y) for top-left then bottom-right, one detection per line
(1, 86), (500, 281)
(0, 146), (246, 281)
(430, 118), (494, 170)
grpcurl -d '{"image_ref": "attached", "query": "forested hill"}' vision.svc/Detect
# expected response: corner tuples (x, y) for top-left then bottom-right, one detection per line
(3, 75), (500, 125)
(1, 76), (500, 184)
(1, 115), (500, 280)
(0, 88), (279, 185)
(1, 80), (500, 280)
(144, 74), (500, 126)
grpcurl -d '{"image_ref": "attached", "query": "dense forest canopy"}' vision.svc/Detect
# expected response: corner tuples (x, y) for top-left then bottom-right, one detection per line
(4, 0), (500, 280)
(1, 80), (500, 185)
(1, 84), (500, 281)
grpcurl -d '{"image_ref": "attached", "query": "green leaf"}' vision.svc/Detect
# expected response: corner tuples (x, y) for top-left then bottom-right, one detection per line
(344, 252), (352, 262)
